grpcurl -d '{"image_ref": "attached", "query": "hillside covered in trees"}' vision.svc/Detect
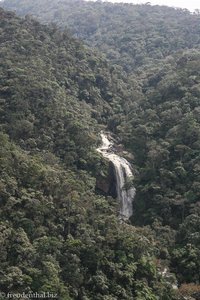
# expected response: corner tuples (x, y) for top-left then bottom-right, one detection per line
(1, 0), (200, 299)
(2, 0), (200, 71)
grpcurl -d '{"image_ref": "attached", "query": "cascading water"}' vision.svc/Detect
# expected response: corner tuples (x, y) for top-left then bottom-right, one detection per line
(97, 132), (136, 220)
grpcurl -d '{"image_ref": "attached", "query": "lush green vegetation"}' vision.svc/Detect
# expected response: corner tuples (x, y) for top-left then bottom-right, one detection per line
(1, 131), (173, 299)
(1, 0), (200, 298)
(0, 8), (177, 299)
(2, 0), (200, 71)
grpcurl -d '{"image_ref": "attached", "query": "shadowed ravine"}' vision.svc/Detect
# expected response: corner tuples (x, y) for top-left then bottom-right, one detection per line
(97, 132), (136, 220)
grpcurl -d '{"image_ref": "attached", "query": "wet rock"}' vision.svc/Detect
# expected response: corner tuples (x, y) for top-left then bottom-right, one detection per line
(96, 162), (117, 198)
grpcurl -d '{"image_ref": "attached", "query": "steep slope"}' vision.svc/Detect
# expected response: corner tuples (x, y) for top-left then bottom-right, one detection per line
(0, 8), (177, 300)
(0, 7), (136, 167)
(2, 0), (200, 71)
(1, 0), (200, 294)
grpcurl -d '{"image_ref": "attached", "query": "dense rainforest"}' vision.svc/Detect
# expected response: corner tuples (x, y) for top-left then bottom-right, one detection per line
(1, 0), (200, 299)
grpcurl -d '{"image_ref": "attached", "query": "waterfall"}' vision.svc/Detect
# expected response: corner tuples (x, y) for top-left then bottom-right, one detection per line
(97, 132), (136, 220)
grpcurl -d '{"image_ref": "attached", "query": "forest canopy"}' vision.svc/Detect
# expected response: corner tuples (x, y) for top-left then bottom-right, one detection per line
(0, 0), (200, 298)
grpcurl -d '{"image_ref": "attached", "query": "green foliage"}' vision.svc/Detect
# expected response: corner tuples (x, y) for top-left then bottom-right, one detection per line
(2, 0), (200, 71)
(0, 133), (172, 298)
(1, 0), (200, 296)
(0, 7), (175, 299)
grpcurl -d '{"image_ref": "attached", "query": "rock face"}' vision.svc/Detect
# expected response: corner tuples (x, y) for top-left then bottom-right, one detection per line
(96, 162), (117, 198)
(96, 132), (135, 220)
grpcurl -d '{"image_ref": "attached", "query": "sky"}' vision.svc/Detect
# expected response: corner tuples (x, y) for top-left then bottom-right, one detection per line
(85, 0), (200, 12)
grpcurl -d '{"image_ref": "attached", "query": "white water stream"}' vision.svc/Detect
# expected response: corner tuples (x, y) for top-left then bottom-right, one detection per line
(97, 133), (178, 287)
(97, 132), (136, 220)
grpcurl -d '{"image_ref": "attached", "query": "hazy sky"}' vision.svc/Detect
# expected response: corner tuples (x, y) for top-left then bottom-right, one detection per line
(86, 0), (200, 12)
